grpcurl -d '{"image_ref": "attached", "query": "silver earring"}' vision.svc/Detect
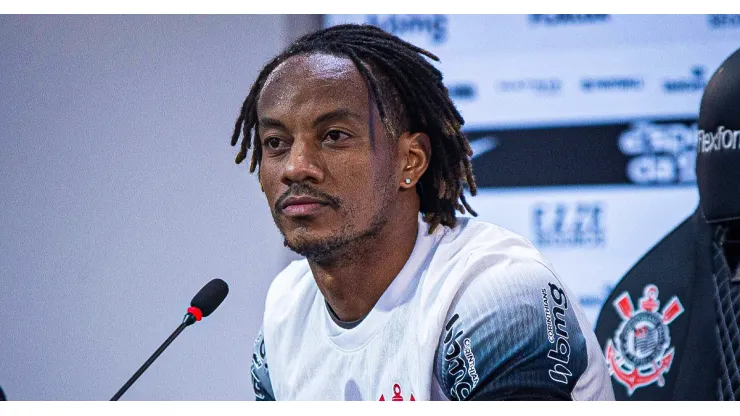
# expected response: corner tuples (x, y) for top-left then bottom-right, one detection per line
(404, 178), (412, 185)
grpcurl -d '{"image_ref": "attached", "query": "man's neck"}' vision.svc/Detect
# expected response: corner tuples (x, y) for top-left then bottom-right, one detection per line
(308, 212), (420, 322)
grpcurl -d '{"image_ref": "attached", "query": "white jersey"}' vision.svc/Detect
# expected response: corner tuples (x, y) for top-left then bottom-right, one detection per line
(250, 215), (614, 401)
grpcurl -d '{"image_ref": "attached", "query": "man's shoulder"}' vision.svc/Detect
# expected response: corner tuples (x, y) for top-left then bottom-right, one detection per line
(432, 219), (613, 400)
(440, 216), (541, 256)
(418, 216), (564, 322)
(436, 216), (558, 287)
(440, 218), (583, 339)
(264, 258), (314, 316)
(270, 258), (311, 289)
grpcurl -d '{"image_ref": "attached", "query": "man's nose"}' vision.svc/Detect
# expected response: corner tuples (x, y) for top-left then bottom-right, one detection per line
(281, 139), (325, 185)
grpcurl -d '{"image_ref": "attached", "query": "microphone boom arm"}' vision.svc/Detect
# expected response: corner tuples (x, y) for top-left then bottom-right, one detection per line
(110, 313), (197, 401)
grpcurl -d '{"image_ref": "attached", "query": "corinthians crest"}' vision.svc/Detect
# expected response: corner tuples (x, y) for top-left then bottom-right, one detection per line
(605, 284), (684, 395)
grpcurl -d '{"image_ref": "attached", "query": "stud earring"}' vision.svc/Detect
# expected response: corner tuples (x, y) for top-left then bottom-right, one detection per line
(404, 178), (412, 185)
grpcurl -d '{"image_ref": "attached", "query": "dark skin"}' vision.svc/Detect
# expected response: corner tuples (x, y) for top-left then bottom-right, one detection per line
(256, 53), (431, 322)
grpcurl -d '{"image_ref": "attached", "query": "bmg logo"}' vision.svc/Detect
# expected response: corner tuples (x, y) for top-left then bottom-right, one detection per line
(532, 202), (605, 248)
(707, 14), (740, 29)
(366, 15), (448, 44)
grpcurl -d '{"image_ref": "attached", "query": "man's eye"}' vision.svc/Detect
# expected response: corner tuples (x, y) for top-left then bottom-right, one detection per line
(264, 137), (283, 149)
(325, 130), (350, 142)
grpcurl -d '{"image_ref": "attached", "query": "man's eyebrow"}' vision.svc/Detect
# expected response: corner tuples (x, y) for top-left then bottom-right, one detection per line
(258, 117), (287, 130)
(312, 109), (363, 127)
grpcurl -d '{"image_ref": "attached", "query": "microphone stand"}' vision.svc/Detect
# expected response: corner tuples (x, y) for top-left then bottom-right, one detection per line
(110, 313), (197, 401)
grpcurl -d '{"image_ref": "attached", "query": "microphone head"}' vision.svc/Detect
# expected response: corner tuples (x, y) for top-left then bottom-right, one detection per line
(190, 278), (229, 318)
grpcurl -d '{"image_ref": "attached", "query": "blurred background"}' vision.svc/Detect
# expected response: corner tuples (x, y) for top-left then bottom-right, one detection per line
(1, 14), (738, 400)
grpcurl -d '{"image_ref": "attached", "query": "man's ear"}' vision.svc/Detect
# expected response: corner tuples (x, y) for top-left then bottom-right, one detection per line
(398, 132), (431, 189)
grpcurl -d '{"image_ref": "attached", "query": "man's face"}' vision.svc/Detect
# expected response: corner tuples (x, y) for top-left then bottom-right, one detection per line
(256, 53), (401, 262)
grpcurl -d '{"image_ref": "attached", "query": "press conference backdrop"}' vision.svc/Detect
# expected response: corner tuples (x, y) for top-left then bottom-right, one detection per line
(1, 14), (738, 402)
(325, 14), (740, 325)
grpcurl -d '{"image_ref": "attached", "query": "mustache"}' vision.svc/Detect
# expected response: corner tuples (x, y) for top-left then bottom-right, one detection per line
(274, 183), (342, 212)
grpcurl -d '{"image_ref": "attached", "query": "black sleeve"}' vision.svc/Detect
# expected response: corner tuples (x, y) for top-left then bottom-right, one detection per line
(433, 260), (607, 401)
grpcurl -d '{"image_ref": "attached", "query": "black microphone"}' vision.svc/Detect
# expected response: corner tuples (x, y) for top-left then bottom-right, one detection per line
(110, 278), (229, 401)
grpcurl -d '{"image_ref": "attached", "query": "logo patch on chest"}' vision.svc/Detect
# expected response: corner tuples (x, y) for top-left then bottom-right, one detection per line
(604, 284), (684, 395)
(378, 383), (415, 401)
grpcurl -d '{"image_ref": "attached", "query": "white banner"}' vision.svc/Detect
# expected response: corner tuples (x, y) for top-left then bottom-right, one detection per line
(324, 14), (728, 325)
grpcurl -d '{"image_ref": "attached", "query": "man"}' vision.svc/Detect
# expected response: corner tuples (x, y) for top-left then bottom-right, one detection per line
(595, 47), (740, 400)
(231, 24), (613, 401)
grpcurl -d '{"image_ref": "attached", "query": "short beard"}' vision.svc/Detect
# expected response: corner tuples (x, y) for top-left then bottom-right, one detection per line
(282, 207), (391, 266)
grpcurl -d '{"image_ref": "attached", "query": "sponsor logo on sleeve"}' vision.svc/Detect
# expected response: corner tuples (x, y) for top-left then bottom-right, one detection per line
(442, 313), (479, 400)
(542, 288), (555, 343)
(545, 282), (573, 384)
(250, 333), (268, 399)
(462, 338), (480, 387)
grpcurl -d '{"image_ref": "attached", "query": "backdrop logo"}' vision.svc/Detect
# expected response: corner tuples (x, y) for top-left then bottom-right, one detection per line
(581, 77), (644, 92)
(618, 121), (697, 184)
(366, 15), (448, 44)
(497, 78), (562, 94)
(532, 202), (605, 248)
(528, 14), (610, 26)
(447, 82), (477, 101)
(707, 14), (740, 29)
(468, 135), (498, 160)
(663, 66), (706, 93)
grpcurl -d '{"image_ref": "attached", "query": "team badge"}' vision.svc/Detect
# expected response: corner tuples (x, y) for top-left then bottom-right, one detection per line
(378, 384), (415, 401)
(604, 284), (684, 395)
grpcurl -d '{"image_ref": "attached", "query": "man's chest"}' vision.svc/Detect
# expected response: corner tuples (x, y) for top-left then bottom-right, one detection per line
(268, 309), (439, 400)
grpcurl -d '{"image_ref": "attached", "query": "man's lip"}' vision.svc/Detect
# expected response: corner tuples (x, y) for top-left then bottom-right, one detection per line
(280, 195), (329, 209)
(281, 202), (328, 217)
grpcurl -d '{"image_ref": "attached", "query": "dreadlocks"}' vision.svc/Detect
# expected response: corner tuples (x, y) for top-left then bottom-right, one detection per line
(230, 23), (478, 232)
